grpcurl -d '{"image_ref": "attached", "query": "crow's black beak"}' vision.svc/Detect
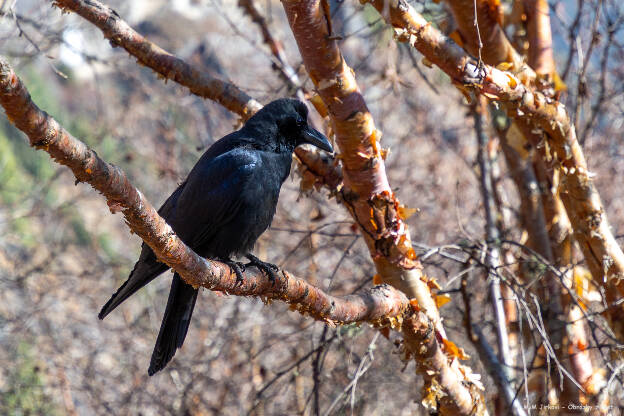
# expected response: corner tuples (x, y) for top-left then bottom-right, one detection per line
(302, 126), (333, 153)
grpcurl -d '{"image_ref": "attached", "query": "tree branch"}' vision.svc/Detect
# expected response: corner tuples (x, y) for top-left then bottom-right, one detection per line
(521, 1), (604, 404)
(52, 0), (261, 118)
(281, 2), (487, 414)
(362, 0), (624, 327)
(523, 0), (556, 80)
(445, 0), (530, 76)
(282, 0), (427, 308)
(51, 0), (342, 194)
(0, 56), (409, 327)
(473, 98), (513, 389)
(238, 0), (306, 99)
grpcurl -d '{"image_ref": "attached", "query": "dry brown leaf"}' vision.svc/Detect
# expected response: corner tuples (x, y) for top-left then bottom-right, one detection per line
(505, 72), (517, 89)
(369, 129), (380, 154)
(421, 379), (443, 411)
(576, 339), (588, 352)
(398, 204), (419, 220)
(482, 91), (500, 100)
(553, 71), (567, 92)
(435, 293), (452, 308)
(299, 171), (317, 194)
(424, 276), (442, 290)
(379, 327), (390, 339)
(448, 30), (464, 48)
(380, 147), (389, 160)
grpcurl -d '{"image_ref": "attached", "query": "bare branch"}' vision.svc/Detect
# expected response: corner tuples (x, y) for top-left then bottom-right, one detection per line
(0, 56), (409, 327)
(52, 0), (261, 118)
(281, 1), (487, 414)
(523, 0), (556, 79)
(445, 0), (529, 75)
(362, 0), (624, 328)
(238, 0), (306, 99)
(472, 98), (513, 385)
(51, 0), (343, 199)
(472, 324), (528, 416)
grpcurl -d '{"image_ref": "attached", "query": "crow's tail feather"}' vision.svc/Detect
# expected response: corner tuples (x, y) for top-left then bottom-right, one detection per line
(148, 273), (199, 376)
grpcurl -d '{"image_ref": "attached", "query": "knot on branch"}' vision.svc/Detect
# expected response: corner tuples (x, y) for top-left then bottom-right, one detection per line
(368, 191), (418, 268)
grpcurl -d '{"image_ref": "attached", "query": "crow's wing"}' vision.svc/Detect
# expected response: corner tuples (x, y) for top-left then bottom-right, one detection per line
(166, 147), (262, 251)
(98, 148), (261, 320)
(147, 148), (263, 375)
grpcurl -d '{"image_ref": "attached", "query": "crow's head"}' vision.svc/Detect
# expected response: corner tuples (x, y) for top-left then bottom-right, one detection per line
(244, 99), (333, 153)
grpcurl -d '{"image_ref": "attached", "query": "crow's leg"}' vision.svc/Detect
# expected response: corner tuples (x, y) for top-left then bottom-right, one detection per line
(245, 253), (279, 282)
(219, 257), (246, 286)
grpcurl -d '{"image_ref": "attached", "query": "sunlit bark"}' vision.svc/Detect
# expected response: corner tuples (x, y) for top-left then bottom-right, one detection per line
(281, 1), (487, 413)
(362, 0), (624, 327)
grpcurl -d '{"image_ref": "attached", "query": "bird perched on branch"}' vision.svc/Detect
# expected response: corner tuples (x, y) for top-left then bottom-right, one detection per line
(98, 99), (333, 375)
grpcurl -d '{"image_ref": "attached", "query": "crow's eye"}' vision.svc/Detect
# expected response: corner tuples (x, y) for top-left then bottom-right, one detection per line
(279, 116), (304, 133)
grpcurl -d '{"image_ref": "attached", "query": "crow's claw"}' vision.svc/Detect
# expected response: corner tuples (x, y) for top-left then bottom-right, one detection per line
(221, 258), (246, 286)
(245, 253), (279, 283)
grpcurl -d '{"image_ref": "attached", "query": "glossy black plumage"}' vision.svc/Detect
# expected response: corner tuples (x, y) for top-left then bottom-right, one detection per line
(98, 99), (332, 375)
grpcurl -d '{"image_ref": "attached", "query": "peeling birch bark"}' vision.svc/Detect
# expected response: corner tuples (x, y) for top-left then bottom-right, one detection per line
(281, 2), (487, 414)
(281, 0), (431, 311)
(523, 0), (556, 79)
(362, 0), (624, 322)
(445, 0), (528, 74)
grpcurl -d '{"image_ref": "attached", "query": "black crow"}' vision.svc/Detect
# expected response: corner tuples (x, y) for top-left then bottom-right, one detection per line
(98, 99), (332, 375)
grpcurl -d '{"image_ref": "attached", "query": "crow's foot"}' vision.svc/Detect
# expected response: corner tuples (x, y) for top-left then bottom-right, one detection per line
(220, 258), (246, 286)
(245, 253), (279, 283)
